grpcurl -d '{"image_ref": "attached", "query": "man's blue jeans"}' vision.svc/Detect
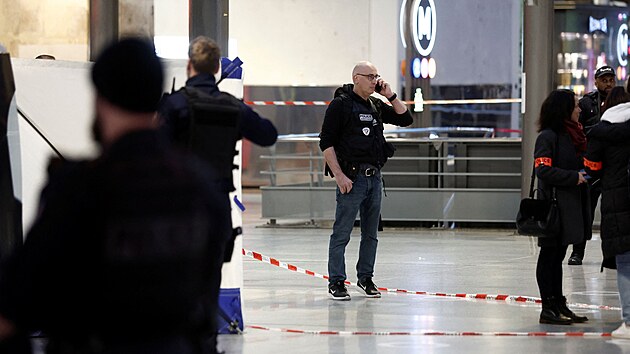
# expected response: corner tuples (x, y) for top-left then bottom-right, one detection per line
(328, 172), (382, 284)
(617, 251), (630, 324)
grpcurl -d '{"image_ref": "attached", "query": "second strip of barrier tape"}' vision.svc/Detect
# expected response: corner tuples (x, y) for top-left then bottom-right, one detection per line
(246, 324), (611, 337)
(242, 248), (621, 312)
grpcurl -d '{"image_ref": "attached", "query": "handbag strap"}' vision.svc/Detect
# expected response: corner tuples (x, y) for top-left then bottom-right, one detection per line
(530, 131), (560, 199)
(528, 164), (536, 198)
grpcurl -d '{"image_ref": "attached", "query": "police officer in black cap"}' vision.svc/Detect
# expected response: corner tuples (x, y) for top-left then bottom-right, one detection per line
(0, 37), (230, 354)
(569, 65), (616, 265)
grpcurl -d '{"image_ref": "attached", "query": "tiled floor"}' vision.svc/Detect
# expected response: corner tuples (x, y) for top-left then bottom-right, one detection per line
(217, 191), (630, 353)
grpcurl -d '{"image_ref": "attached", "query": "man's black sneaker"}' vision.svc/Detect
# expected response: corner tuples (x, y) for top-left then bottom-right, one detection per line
(568, 253), (583, 266)
(357, 277), (381, 298)
(328, 281), (351, 301)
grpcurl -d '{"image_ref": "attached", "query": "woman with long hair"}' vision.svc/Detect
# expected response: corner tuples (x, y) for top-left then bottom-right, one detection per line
(534, 89), (591, 324)
(584, 86), (630, 337)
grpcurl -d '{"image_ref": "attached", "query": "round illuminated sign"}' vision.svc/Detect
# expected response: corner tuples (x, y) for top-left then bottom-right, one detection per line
(428, 58), (437, 78)
(411, 0), (437, 57)
(420, 58), (429, 78)
(412, 57), (421, 78)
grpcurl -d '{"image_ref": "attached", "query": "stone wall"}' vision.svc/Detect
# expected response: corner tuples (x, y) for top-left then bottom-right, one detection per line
(0, 0), (89, 61)
(0, 0), (155, 62)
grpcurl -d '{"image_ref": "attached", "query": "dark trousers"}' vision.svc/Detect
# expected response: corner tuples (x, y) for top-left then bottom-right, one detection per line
(572, 183), (601, 256)
(537, 244), (569, 299)
(0, 334), (31, 354)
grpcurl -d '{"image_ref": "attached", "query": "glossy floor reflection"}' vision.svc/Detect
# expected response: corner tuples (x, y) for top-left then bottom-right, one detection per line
(218, 191), (629, 354)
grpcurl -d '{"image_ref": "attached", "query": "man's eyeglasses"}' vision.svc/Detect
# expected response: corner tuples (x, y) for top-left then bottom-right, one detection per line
(356, 73), (381, 81)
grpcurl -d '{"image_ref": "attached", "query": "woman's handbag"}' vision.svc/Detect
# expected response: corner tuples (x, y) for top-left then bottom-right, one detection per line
(515, 164), (561, 237)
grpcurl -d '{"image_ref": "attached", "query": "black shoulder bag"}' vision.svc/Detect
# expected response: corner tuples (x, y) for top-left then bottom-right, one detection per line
(516, 136), (561, 237)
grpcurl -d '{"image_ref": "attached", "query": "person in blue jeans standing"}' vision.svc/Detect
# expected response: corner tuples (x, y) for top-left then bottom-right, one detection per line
(319, 61), (413, 300)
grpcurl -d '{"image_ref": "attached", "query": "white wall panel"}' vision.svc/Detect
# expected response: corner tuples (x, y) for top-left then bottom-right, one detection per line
(12, 57), (244, 289)
(12, 59), (95, 231)
(11, 58), (189, 231)
(230, 0), (401, 89)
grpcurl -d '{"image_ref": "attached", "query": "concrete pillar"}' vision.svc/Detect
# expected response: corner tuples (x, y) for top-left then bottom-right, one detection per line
(89, 0), (118, 61)
(402, 0), (432, 128)
(189, 0), (229, 53)
(90, 0), (155, 61)
(119, 0), (154, 38)
(522, 0), (554, 197)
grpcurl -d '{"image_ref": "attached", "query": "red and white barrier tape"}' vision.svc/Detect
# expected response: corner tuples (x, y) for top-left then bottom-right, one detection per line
(245, 101), (329, 106)
(244, 98), (522, 106)
(242, 248), (621, 312)
(243, 248), (330, 281)
(246, 324), (610, 337)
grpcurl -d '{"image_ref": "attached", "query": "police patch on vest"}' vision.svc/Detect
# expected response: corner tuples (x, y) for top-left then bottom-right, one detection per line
(362, 127), (370, 136)
(359, 114), (373, 122)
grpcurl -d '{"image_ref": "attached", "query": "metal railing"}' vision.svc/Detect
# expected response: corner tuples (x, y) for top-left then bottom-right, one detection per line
(260, 133), (522, 225)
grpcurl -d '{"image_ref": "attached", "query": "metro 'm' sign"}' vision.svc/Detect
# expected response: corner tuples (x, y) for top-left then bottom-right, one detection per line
(400, 0), (437, 57)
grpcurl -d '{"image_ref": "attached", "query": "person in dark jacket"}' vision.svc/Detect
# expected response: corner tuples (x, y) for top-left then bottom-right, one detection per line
(158, 36), (277, 255)
(319, 61), (413, 300)
(583, 86), (630, 338)
(158, 35), (277, 351)
(570, 65), (616, 265)
(579, 66), (616, 130)
(534, 89), (591, 325)
(0, 38), (231, 354)
(158, 36), (277, 148)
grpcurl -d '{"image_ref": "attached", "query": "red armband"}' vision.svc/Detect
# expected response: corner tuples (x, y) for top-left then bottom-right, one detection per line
(583, 157), (602, 171)
(535, 157), (552, 167)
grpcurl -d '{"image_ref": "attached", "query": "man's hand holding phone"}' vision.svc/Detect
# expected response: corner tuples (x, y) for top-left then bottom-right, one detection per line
(375, 79), (393, 98)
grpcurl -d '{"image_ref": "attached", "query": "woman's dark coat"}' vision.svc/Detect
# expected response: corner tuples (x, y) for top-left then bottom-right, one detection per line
(534, 129), (591, 247)
(584, 104), (630, 268)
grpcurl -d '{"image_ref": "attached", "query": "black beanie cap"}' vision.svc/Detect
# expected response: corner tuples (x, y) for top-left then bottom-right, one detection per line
(91, 37), (164, 113)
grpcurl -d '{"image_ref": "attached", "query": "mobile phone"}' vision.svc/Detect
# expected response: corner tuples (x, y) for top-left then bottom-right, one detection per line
(579, 169), (591, 180)
(375, 82), (382, 93)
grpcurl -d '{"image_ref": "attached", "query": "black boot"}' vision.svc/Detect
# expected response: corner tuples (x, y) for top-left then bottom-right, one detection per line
(556, 296), (588, 323)
(539, 297), (572, 325)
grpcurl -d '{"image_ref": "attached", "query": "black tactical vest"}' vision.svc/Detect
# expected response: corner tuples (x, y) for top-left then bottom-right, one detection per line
(336, 93), (387, 167)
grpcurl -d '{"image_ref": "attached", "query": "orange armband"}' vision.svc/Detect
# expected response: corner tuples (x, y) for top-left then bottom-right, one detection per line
(535, 157), (552, 167)
(583, 157), (602, 171)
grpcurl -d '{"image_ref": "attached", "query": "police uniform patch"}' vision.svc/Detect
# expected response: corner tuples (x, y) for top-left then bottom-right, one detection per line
(362, 127), (370, 136)
(359, 114), (373, 122)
